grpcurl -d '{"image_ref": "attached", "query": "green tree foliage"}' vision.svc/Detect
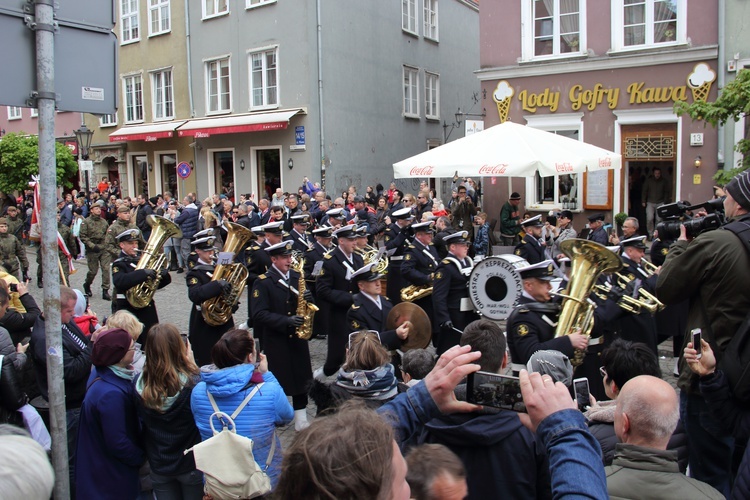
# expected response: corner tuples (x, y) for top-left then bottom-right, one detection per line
(675, 68), (750, 185)
(0, 133), (78, 193)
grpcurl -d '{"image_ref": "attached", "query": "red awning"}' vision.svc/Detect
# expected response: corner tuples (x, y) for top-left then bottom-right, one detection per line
(176, 109), (303, 138)
(109, 121), (185, 142)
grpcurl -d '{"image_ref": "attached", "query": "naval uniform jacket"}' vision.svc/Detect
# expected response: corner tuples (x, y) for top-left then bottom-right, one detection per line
(245, 240), (271, 330)
(317, 247), (364, 372)
(346, 293), (402, 350)
(186, 262), (235, 367)
(304, 241), (332, 338)
(290, 229), (313, 254)
(506, 295), (574, 366)
(384, 223), (410, 305)
(617, 255), (658, 354)
(402, 240), (439, 332)
(514, 235), (546, 264)
(431, 254), (479, 354)
(252, 266), (312, 396)
(111, 252), (171, 346)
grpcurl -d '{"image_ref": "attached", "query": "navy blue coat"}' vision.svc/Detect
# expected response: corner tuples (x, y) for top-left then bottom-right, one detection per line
(174, 204), (199, 240)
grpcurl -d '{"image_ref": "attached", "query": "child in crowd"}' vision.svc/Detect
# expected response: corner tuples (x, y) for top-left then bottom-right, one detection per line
(473, 212), (491, 257)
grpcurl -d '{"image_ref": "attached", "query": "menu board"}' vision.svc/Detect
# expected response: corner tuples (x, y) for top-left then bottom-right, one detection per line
(584, 170), (613, 210)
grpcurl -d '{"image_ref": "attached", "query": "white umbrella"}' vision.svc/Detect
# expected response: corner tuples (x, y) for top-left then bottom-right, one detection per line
(393, 121), (621, 179)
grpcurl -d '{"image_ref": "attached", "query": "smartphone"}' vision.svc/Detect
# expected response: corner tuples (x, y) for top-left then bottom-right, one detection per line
(467, 371), (526, 413)
(9, 283), (18, 293)
(180, 333), (189, 346)
(692, 328), (702, 359)
(573, 377), (591, 412)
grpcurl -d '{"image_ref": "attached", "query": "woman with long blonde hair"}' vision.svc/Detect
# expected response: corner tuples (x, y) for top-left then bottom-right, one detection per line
(134, 323), (204, 499)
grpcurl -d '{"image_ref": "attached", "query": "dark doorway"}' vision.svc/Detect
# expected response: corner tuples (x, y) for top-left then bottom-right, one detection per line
(257, 148), (280, 199)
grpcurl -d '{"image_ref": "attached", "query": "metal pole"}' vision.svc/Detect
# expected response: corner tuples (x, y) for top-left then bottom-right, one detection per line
(35, 1), (70, 498)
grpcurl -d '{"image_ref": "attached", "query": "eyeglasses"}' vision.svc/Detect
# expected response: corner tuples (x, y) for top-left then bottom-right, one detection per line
(599, 366), (607, 379)
(348, 330), (381, 349)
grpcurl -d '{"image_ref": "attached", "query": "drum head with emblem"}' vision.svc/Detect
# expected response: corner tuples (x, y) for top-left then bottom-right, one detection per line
(468, 256), (525, 321)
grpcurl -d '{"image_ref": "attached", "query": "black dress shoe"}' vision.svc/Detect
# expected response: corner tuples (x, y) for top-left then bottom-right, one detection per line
(37, 280), (43, 288)
(176, 267), (184, 274)
(83, 284), (92, 296)
(102, 290), (111, 301)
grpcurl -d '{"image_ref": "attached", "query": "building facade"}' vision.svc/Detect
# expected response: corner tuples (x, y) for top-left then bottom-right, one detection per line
(720, 0), (750, 172)
(477, 0), (720, 233)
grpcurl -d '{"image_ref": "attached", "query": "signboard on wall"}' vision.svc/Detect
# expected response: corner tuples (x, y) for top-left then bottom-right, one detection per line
(584, 170), (613, 210)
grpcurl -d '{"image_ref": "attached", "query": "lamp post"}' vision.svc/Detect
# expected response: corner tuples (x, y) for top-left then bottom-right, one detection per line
(442, 107), (486, 143)
(74, 122), (94, 193)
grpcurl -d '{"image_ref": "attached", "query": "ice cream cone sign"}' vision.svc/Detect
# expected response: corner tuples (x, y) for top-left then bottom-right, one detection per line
(687, 63), (716, 103)
(493, 80), (514, 123)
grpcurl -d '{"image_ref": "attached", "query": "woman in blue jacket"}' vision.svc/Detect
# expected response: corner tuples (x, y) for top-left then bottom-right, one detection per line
(76, 328), (144, 499)
(190, 328), (293, 487)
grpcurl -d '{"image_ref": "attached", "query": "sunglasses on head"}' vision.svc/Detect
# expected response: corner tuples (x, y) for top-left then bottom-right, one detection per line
(348, 330), (381, 349)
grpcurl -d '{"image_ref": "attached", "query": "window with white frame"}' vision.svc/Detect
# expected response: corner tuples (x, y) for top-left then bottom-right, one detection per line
(249, 48), (278, 109)
(149, 0), (170, 36)
(246, 0), (276, 8)
(402, 0), (417, 34)
(123, 75), (144, 123)
(203, 0), (228, 19)
(7, 107), (22, 120)
(524, 114), (583, 208)
(424, 72), (439, 120)
(424, 0), (438, 40)
(206, 58), (231, 113)
(522, 0), (584, 60)
(152, 69), (174, 120)
(121, 0), (140, 43)
(30, 108), (38, 118)
(613, 0), (684, 51)
(99, 114), (117, 127)
(403, 66), (419, 118)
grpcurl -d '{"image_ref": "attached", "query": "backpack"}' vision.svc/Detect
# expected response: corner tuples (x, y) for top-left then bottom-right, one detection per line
(714, 217), (750, 403)
(186, 383), (276, 499)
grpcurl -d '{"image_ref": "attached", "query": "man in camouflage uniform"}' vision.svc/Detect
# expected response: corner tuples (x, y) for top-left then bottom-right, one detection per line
(0, 217), (29, 280)
(78, 200), (111, 299)
(105, 205), (142, 260)
(5, 206), (24, 241)
(36, 212), (77, 287)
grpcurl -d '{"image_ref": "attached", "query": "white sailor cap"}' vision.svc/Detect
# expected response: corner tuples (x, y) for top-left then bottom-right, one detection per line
(191, 236), (217, 250)
(412, 221), (435, 233)
(312, 225), (334, 237)
(259, 221), (284, 234)
(326, 208), (346, 219)
(391, 207), (413, 220)
(116, 228), (141, 243)
(192, 228), (214, 240)
(517, 259), (556, 280)
(620, 235), (647, 250)
(333, 225), (358, 239)
(264, 241), (294, 256)
(443, 230), (470, 245)
(521, 214), (544, 228)
(351, 262), (382, 282)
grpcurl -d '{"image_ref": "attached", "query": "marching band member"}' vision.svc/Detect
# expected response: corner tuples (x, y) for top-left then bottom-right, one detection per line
(616, 236), (658, 354)
(186, 236), (234, 367)
(252, 241), (314, 431)
(185, 228), (214, 270)
(401, 221), (439, 345)
(354, 225), (370, 252)
(384, 207), (414, 305)
(246, 221), (284, 343)
(304, 225), (334, 340)
(111, 229), (171, 347)
(346, 263), (410, 350)
(432, 231), (479, 355)
(314, 225), (365, 380)
(514, 215), (546, 264)
(289, 213), (313, 254)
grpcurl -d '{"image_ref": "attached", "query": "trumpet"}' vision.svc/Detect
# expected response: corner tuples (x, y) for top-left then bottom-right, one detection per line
(641, 259), (659, 276)
(593, 272), (664, 315)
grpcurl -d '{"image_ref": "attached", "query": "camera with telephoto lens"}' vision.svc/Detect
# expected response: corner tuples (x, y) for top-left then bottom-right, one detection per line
(655, 197), (725, 240)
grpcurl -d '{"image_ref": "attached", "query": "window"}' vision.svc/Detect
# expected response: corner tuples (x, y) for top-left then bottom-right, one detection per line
(424, 0), (438, 40)
(402, 0), (417, 34)
(203, 0), (228, 19)
(30, 108), (38, 118)
(149, 0), (170, 36)
(123, 75), (144, 123)
(152, 69), (174, 120)
(7, 107), (22, 120)
(249, 48), (278, 109)
(206, 58), (231, 113)
(424, 72), (439, 119)
(121, 0), (140, 44)
(522, 0), (584, 60)
(524, 114), (583, 208)
(246, 0), (276, 8)
(403, 66), (419, 118)
(99, 114), (117, 127)
(613, 0), (684, 51)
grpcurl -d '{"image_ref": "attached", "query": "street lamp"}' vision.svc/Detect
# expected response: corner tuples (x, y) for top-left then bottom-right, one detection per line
(74, 123), (94, 192)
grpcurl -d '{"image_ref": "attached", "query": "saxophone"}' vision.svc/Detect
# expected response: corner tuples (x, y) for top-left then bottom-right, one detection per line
(202, 221), (253, 326)
(401, 283), (433, 302)
(127, 215), (182, 309)
(291, 252), (319, 339)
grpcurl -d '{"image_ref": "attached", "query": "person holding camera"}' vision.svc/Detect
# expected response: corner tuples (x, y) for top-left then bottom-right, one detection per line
(548, 210), (577, 258)
(656, 170), (750, 497)
(450, 186), (477, 238)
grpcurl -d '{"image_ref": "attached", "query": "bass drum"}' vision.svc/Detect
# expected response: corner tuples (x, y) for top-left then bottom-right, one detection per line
(468, 255), (527, 321)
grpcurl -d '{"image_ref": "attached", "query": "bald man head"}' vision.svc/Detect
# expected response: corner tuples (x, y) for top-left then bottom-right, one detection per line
(614, 375), (679, 450)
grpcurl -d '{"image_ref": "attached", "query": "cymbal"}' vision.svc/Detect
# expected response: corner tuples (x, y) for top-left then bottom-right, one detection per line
(386, 302), (432, 351)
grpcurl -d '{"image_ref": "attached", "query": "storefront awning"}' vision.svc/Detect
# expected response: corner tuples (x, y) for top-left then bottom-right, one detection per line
(176, 109), (303, 138)
(109, 121), (185, 142)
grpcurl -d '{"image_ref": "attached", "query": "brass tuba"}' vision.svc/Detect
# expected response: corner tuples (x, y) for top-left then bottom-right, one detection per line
(201, 221), (253, 326)
(552, 239), (622, 366)
(291, 251), (319, 339)
(126, 215), (182, 309)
